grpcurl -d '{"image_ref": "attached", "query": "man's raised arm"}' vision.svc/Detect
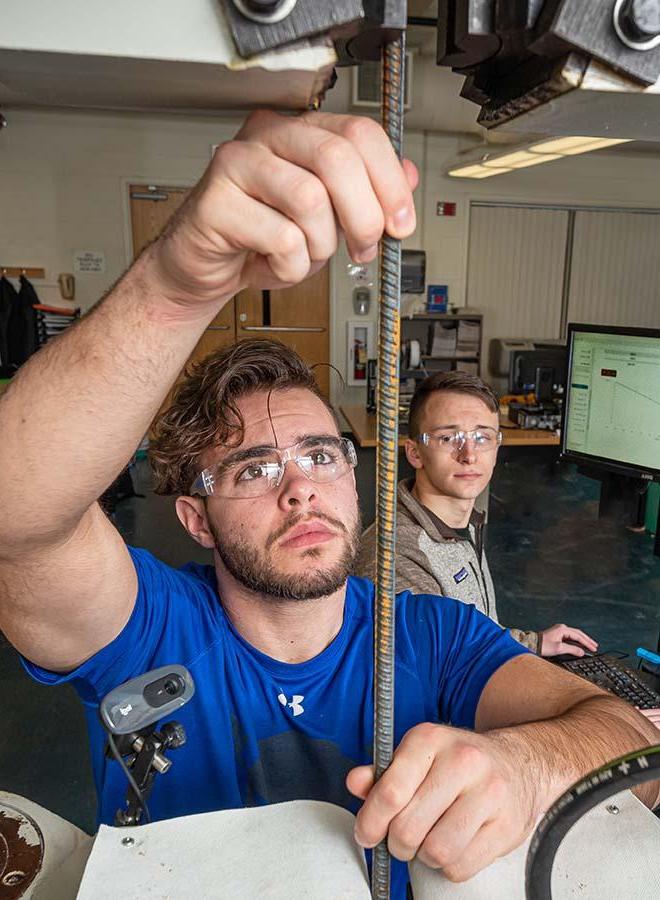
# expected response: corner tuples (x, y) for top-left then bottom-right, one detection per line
(0, 110), (418, 671)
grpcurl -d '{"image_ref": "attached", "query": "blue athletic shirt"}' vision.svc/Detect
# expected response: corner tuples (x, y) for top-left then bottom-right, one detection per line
(21, 546), (529, 898)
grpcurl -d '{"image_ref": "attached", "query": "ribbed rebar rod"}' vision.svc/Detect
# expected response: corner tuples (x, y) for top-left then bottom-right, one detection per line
(372, 31), (406, 900)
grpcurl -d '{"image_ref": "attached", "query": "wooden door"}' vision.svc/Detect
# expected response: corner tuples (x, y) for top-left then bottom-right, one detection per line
(130, 184), (191, 256)
(129, 184), (237, 366)
(130, 185), (330, 396)
(235, 266), (330, 396)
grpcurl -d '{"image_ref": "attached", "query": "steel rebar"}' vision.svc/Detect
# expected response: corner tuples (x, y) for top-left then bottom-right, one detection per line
(372, 29), (406, 900)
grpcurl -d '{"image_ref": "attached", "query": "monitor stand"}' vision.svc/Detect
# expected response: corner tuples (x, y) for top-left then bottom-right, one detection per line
(596, 471), (646, 524)
(578, 466), (659, 556)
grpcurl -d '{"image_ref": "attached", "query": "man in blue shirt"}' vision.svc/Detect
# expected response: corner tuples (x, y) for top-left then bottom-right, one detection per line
(0, 110), (658, 897)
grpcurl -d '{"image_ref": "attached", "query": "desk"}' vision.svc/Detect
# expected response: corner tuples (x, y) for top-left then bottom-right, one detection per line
(339, 404), (560, 449)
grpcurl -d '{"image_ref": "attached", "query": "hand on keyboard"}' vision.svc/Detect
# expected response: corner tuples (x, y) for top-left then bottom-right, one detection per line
(558, 656), (660, 710)
(539, 624), (599, 657)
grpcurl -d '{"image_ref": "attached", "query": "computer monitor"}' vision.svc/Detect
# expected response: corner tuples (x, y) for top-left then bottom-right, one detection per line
(508, 345), (567, 394)
(561, 323), (660, 480)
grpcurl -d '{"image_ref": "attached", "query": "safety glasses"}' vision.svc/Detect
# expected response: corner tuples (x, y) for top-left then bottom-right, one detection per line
(418, 428), (502, 454)
(190, 436), (358, 499)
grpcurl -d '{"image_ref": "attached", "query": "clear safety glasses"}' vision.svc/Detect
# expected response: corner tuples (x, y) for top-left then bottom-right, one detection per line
(418, 428), (503, 454)
(190, 436), (358, 499)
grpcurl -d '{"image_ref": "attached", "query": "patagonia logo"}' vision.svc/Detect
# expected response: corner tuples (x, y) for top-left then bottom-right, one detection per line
(453, 567), (469, 584)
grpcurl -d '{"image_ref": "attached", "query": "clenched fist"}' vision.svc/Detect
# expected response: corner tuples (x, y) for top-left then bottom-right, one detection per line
(148, 110), (418, 311)
(347, 722), (540, 882)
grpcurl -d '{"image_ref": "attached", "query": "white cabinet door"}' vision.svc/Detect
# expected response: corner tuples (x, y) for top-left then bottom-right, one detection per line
(467, 205), (568, 371)
(567, 210), (660, 330)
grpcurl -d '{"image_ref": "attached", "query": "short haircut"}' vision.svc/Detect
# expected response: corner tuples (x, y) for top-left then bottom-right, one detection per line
(407, 370), (499, 438)
(149, 339), (337, 495)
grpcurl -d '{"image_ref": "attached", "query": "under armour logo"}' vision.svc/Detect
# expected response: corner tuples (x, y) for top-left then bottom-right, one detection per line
(277, 692), (305, 717)
(118, 703), (133, 717)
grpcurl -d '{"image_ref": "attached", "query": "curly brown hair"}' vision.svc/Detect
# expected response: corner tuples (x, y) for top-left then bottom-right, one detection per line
(149, 339), (337, 495)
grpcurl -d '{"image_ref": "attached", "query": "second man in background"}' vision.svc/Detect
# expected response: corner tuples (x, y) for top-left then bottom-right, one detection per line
(356, 370), (598, 657)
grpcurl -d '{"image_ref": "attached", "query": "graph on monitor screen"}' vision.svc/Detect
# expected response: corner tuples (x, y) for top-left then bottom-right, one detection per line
(564, 330), (660, 473)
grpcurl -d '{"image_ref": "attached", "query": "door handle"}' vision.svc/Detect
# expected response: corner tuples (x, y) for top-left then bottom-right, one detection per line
(206, 325), (230, 331)
(240, 326), (325, 333)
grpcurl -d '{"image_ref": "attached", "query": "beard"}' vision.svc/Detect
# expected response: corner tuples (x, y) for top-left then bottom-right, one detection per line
(210, 507), (362, 602)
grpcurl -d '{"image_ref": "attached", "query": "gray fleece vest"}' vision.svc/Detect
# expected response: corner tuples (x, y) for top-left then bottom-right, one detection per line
(354, 478), (538, 652)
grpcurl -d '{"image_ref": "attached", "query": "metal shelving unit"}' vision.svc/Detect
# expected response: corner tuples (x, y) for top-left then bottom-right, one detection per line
(401, 312), (483, 376)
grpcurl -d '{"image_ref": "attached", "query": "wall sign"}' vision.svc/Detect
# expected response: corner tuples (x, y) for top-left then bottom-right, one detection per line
(74, 250), (106, 274)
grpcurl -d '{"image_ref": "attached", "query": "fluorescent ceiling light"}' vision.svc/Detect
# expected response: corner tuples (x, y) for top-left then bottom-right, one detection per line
(447, 136), (632, 179)
(447, 164), (512, 178)
(530, 136), (630, 155)
(482, 150), (562, 168)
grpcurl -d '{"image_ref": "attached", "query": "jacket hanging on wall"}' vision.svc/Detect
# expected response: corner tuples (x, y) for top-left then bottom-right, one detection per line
(0, 276), (19, 374)
(7, 275), (40, 367)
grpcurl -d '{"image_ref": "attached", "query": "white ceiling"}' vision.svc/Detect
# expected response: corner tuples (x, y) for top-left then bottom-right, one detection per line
(0, 0), (338, 114)
(1, 0), (658, 156)
(0, 0), (480, 135)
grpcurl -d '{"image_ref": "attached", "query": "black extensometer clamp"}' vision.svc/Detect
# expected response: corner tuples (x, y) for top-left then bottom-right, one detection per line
(99, 665), (195, 827)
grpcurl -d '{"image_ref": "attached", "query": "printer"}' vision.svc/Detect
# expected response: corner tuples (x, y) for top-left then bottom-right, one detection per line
(489, 338), (566, 380)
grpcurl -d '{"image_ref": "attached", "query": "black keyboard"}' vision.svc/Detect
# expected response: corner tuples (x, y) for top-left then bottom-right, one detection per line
(559, 655), (660, 709)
